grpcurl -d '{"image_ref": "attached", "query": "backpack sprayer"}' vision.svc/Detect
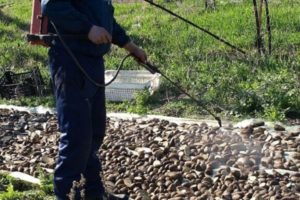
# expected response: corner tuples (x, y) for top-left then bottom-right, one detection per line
(28, 0), (48, 46)
(26, 0), (250, 127)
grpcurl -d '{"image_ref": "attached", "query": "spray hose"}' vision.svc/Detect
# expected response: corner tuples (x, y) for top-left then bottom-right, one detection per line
(51, 22), (222, 127)
(51, 21), (129, 87)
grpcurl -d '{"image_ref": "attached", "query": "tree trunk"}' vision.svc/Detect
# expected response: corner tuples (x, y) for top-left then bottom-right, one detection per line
(205, 0), (216, 10)
(252, 0), (264, 55)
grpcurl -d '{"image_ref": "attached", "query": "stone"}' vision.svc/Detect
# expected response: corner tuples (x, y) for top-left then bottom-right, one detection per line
(1, 107), (299, 199)
(234, 119), (265, 128)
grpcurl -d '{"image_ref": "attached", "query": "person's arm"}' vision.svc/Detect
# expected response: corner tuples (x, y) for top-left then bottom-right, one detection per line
(123, 41), (147, 63)
(112, 17), (147, 62)
(111, 18), (131, 47)
(41, 0), (92, 34)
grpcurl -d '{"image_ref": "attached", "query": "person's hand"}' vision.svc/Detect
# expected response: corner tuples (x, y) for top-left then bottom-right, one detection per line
(88, 25), (112, 44)
(123, 42), (147, 63)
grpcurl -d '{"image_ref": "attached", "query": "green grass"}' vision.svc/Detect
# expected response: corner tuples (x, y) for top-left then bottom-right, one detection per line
(0, 172), (54, 200)
(0, 0), (48, 72)
(0, 0), (299, 122)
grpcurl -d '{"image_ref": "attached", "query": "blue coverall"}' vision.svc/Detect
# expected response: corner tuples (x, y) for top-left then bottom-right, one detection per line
(41, 0), (130, 199)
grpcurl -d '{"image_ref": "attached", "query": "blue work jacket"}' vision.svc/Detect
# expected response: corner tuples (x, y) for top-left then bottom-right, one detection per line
(41, 0), (130, 56)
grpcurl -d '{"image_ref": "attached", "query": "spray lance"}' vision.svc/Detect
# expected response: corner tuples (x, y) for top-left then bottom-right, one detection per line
(140, 61), (222, 127)
(26, 0), (252, 127)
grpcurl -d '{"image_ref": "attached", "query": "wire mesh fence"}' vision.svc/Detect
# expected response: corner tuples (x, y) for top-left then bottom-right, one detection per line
(0, 67), (48, 99)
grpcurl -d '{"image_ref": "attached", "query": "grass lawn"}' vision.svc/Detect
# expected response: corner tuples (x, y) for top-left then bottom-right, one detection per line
(0, 0), (299, 122)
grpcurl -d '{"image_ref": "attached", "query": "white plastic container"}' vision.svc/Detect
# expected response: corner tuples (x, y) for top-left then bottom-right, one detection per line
(105, 70), (160, 102)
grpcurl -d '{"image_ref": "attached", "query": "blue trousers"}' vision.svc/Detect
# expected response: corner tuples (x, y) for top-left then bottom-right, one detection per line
(49, 47), (106, 200)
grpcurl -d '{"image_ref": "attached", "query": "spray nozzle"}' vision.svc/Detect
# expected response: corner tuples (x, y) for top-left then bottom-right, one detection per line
(140, 62), (161, 74)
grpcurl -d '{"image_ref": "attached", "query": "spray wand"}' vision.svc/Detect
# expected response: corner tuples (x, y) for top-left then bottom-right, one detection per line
(138, 61), (222, 127)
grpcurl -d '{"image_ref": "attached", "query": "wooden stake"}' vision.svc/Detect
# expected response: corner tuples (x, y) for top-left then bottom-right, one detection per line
(258, 0), (266, 54)
(252, 0), (263, 55)
(265, 0), (272, 55)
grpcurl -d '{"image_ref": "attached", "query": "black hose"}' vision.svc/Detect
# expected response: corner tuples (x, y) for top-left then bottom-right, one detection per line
(143, 0), (246, 55)
(51, 21), (130, 87)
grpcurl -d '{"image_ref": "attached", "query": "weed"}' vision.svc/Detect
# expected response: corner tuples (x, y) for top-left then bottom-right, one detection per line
(67, 174), (86, 200)
(0, 173), (10, 192)
(127, 90), (150, 114)
(0, 172), (51, 200)
(39, 172), (54, 196)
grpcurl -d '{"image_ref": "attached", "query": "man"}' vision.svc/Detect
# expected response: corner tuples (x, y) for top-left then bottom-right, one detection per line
(41, 0), (147, 199)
